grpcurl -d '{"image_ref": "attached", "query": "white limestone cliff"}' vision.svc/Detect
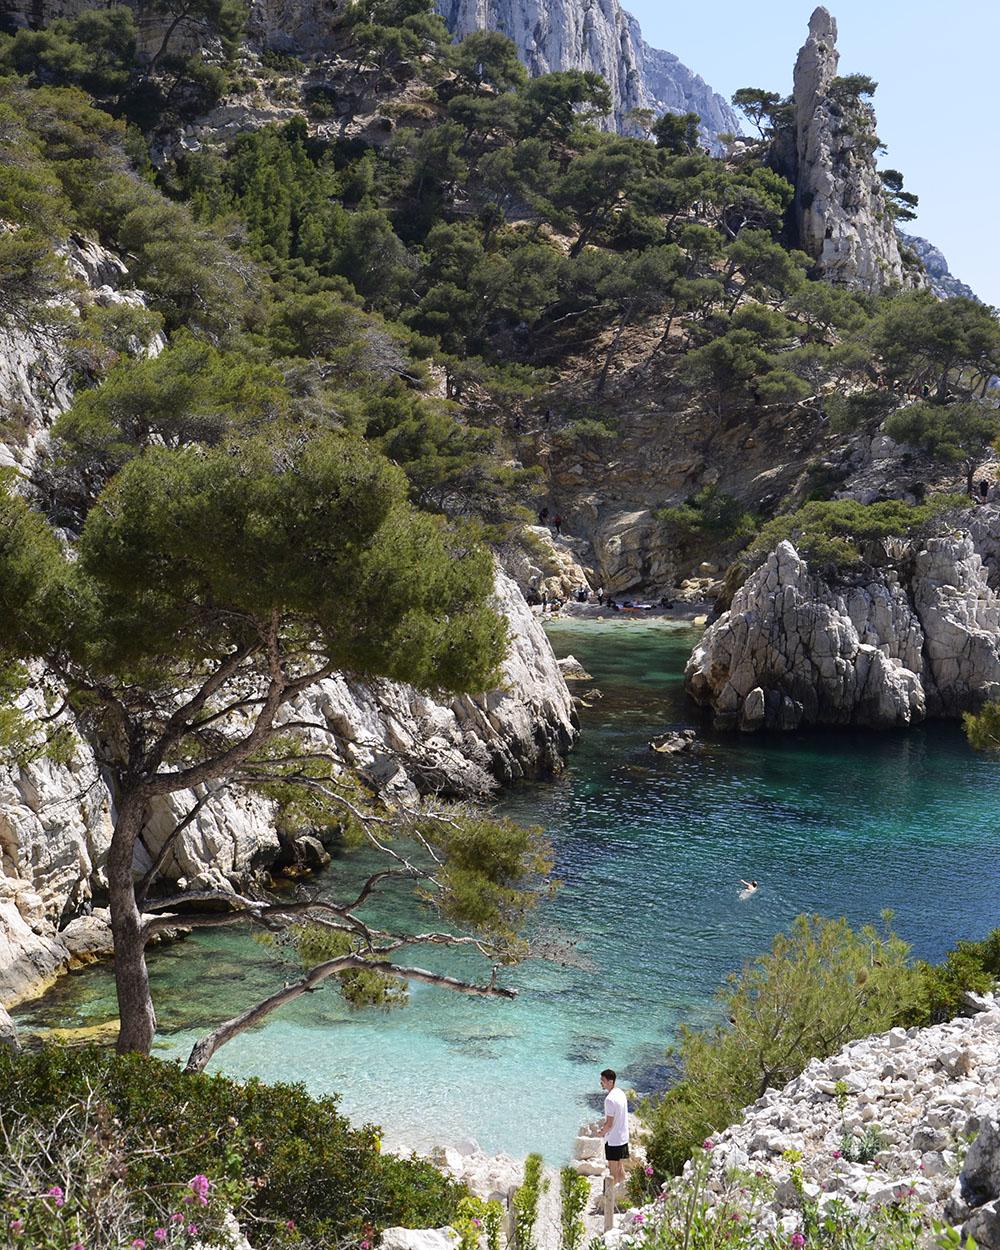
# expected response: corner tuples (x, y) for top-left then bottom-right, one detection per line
(0, 566), (577, 1005)
(685, 513), (1000, 732)
(898, 231), (979, 302)
(435, 0), (739, 139)
(0, 239), (578, 1006)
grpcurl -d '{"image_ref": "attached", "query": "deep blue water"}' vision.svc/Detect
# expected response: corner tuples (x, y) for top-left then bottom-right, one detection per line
(14, 618), (1000, 1163)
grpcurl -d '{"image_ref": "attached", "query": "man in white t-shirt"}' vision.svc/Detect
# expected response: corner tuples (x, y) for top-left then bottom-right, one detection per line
(598, 1068), (629, 1187)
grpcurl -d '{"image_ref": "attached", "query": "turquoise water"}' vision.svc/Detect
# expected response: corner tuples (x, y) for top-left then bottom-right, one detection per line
(14, 619), (1000, 1163)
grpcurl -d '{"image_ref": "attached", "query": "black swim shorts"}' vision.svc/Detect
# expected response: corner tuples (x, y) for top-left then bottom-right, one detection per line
(605, 1142), (629, 1161)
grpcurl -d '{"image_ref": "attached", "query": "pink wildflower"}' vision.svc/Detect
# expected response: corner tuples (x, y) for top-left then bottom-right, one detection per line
(154, 1230), (167, 1242)
(189, 1175), (211, 1206)
(187, 1227), (198, 1237)
(631, 1214), (644, 1225)
(361, 1241), (371, 1249)
(832, 1150), (842, 1159)
(644, 1166), (654, 1175)
(702, 1140), (714, 1151)
(132, 1241), (146, 1249)
(10, 1221), (23, 1235)
(285, 1221), (296, 1230)
(47, 1185), (65, 1207)
(790, 1235), (805, 1248)
(171, 1213), (184, 1223)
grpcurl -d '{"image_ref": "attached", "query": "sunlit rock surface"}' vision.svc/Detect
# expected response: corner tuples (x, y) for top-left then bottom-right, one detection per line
(686, 513), (1000, 731)
(436, 0), (739, 138)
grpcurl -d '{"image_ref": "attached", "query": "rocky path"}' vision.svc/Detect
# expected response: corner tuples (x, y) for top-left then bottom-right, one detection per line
(613, 992), (1000, 1248)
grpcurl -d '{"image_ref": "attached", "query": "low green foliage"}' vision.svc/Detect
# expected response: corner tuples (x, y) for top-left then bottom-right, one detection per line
(455, 1194), (504, 1250)
(0, 1046), (463, 1246)
(512, 1153), (547, 1250)
(559, 1167), (590, 1250)
(742, 495), (968, 572)
(624, 1136), (928, 1250)
(903, 926), (1000, 1026)
(657, 485), (756, 547)
(643, 914), (921, 1176)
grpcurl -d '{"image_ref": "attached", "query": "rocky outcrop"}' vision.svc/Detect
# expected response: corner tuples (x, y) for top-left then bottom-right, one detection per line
(898, 231), (979, 302)
(623, 15), (739, 141)
(436, 0), (739, 140)
(609, 994), (1000, 1247)
(0, 232), (158, 473)
(685, 515), (1000, 731)
(773, 7), (916, 294)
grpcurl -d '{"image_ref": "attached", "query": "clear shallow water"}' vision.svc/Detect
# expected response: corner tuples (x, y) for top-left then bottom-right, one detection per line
(14, 619), (1000, 1163)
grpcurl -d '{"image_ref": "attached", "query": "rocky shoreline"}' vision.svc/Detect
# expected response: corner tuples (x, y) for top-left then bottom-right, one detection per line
(612, 994), (1000, 1249)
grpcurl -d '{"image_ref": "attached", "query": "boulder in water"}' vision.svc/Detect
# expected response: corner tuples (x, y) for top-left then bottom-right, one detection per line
(649, 730), (700, 754)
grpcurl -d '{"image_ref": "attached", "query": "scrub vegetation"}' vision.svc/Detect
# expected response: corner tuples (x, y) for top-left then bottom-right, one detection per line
(642, 914), (1000, 1178)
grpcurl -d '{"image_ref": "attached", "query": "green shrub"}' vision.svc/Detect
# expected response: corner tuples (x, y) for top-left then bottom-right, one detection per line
(261, 48), (303, 72)
(741, 495), (968, 573)
(558, 1166), (589, 1250)
(903, 928), (1000, 1026)
(657, 484), (756, 546)
(0, 1046), (463, 1246)
(512, 1152), (547, 1250)
(643, 914), (921, 1176)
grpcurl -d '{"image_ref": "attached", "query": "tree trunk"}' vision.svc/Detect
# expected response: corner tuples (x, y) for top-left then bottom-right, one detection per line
(596, 309), (632, 394)
(109, 787), (157, 1054)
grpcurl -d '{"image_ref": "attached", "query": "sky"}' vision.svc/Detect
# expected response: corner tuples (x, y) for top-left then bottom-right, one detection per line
(622, 0), (1000, 307)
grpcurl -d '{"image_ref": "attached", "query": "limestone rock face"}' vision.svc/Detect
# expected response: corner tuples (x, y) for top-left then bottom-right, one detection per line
(436, 0), (739, 139)
(241, 0), (348, 56)
(685, 514), (1000, 731)
(280, 567), (578, 797)
(898, 231), (979, 302)
(0, 240), (577, 1007)
(0, 232), (156, 473)
(623, 15), (740, 140)
(779, 7), (915, 293)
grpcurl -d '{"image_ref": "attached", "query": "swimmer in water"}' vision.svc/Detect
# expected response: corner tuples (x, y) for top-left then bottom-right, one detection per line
(739, 879), (758, 899)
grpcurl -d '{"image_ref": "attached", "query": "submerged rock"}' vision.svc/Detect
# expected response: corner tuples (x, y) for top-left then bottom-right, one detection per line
(558, 656), (593, 681)
(648, 730), (701, 754)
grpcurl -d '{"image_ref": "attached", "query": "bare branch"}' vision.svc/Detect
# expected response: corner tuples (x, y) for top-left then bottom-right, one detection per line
(184, 955), (516, 1073)
(143, 653), (340, 800)
(143, 639), (259, 776)
(135, 789), (216, 905)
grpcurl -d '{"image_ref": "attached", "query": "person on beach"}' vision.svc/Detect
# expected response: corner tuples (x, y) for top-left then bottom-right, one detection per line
(598, 1069), (629, 1188)
(739, 879), (758, 899)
